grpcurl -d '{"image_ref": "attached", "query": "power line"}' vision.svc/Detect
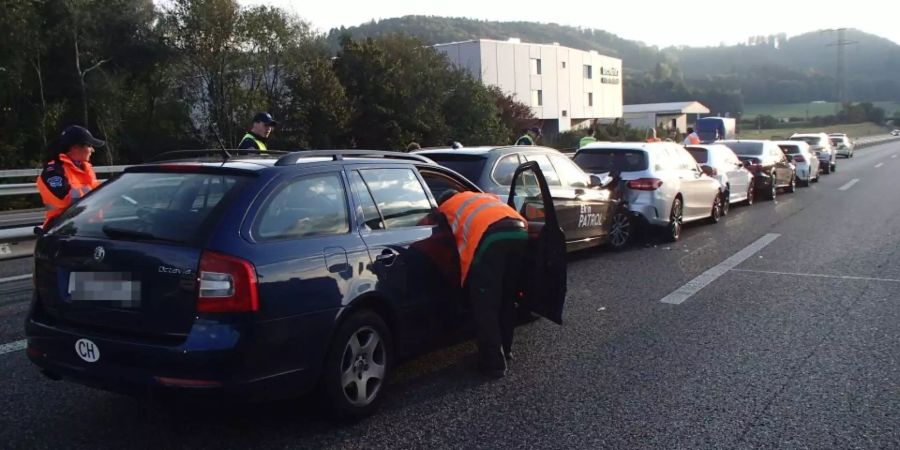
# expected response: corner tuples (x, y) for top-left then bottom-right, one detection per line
(823, 28), (858, 113)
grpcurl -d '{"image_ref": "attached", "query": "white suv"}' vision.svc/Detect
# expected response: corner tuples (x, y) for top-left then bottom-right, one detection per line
(573, 142), (723, 242)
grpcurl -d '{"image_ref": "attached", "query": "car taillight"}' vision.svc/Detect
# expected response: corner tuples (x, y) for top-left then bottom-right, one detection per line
(627, 178), (663, 191)
(196, 251), (259, 313)
(793, 155), (805, 163)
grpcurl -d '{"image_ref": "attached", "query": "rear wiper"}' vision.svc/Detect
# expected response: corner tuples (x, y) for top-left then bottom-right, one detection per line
(101, 225), (180, 243)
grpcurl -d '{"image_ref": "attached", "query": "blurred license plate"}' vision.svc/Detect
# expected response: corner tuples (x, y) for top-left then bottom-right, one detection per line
(68, 272), (141, 307)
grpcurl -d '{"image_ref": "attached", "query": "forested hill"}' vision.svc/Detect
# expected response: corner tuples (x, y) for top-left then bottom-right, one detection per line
(327, 16), (900, 105)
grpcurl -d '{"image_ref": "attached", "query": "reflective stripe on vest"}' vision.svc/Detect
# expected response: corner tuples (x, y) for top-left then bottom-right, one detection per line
(438, 192), (526, 285)
(242, 133), (267, 151)
(516, 135), (534, 146)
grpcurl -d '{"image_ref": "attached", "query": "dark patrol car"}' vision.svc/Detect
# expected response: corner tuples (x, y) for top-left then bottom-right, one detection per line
(416, 146), (632, 251)
(25, 150), (565, 418)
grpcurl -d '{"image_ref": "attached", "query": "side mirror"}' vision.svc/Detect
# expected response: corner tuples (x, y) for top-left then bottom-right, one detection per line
(590, 174), (613, 187)
(700, 165), (716, 177)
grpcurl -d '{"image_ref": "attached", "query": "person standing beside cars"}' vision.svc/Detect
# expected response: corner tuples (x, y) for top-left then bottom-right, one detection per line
(579, 127), (598, 148)
(516, 127), (541, 146)
(438, 190), (528, 378)
(682, 127), (701, 145)
(36, 125), (104, 228)
(238, 112), (278, 151)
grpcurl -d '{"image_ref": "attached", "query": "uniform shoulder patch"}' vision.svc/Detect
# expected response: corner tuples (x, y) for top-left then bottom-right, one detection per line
(47, 176), (64, 188)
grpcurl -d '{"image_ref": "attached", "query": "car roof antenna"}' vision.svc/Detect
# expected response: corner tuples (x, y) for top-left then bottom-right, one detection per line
(210, 123), (231, 163)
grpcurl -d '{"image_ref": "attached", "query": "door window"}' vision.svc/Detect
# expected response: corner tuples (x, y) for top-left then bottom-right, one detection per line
(550, 155), (590, 188)
(491, 153), (521, 186)
(350, 171), (385, 231)
(255, 173), (349, 240)
(523, 154), (561, 186)
(359, 168), (433, 228)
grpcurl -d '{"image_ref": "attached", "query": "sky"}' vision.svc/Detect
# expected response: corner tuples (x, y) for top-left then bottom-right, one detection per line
(241, 0), (900, 48)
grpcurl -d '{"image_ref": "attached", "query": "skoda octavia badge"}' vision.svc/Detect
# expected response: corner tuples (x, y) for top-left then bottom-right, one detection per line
(93, 246), (105, 262)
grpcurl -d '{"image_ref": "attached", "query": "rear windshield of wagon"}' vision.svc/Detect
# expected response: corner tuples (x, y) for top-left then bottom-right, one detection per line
(49, 172), (249, 244)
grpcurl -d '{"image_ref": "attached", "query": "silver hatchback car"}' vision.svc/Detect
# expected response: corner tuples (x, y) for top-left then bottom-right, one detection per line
(573, 142), (723, 242)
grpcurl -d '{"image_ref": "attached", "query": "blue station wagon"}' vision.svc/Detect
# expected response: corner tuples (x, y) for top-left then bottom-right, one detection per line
(25, 150), (566, 418)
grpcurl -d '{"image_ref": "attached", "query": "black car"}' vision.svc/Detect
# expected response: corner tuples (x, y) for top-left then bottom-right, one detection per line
(25, 150), (565, 418)
(719, 140), (796, 200)
(416, 146), (632, 251)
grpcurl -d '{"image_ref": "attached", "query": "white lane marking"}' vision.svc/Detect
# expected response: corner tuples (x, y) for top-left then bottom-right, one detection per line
(838, 179), (859, 191)
(875, 162), (884, 168)
(0, 339), (26, 356)
(0, 274), (31, 284)
(730, 269), (900, 283)
(660, 233), (780, 305)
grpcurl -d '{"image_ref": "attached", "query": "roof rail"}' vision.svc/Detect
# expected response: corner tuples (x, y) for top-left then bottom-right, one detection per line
(148, 149), (287, 163)
(274, 150), (433, 166)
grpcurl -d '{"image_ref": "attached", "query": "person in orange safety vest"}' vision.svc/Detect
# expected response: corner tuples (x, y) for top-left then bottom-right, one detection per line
(437, 189), (529, 378)
(36, 125), (104, 228)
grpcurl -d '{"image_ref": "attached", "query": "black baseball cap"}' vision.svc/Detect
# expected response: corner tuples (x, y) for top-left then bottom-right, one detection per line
(60, 125), (106, 148)
(253, 112), (279, 126)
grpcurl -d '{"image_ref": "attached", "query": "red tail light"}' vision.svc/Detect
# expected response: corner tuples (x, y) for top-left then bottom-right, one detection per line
(196, 251), (259, 313)
(793, 155), (805, 163)
(627, 178), (664, 191)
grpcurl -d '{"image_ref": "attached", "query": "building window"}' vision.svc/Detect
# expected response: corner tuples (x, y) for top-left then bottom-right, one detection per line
(530, 58), (542, 75)
(583, 64), (593, 79)
(562, 110), (568, 117)
(586, 92), (593, 107)
(561, 61), (567, 69)
(531, 90), (543, 107)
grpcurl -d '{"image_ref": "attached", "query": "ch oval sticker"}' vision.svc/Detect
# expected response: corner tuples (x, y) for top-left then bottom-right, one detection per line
(74, 338), (100, 363)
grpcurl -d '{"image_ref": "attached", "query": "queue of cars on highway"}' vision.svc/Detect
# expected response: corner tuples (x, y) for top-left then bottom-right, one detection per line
(23, 130), (853, 419)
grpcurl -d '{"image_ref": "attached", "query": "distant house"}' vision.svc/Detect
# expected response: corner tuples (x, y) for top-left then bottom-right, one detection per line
(434, 38), (623, 135)
(622, 101), (710, 134)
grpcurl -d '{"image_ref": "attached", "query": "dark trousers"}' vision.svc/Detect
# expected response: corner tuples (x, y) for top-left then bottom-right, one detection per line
(466, 228), (527, 371)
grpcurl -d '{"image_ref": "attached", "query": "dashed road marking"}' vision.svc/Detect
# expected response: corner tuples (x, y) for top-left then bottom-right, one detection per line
(660, 233), (780, 305)
(875, 162), (884, 168)
(730, 269), (900, 283)
(0, 274), (31, 284)
(838, 179), (859, 191)
(0, 339), (26, 356)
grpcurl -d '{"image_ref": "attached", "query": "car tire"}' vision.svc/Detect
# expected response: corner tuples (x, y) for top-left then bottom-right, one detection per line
(663, 197), (683, 242)
(786, 174), (796, 193)
(831, 162), (836, 173)
(607, 210), (632, 251)
(745, 184), (755, 206)
(721, 189), (731, 216)
(319, 309), (392, 419)
(708, 194), (723, 224)
(823, 163), (831, 175)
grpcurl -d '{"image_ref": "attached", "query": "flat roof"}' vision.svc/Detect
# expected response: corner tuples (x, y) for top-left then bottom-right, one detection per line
(623, 101), (710, 115)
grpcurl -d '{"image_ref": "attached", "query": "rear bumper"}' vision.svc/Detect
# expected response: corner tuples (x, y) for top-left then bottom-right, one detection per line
(25, 310), (333, 400)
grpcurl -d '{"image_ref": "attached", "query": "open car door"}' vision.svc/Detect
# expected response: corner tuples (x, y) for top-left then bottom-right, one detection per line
(507, 161), (568, 324)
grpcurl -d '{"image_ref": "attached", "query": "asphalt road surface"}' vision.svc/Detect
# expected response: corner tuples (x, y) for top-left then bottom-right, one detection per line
(1, 141), (898, 449)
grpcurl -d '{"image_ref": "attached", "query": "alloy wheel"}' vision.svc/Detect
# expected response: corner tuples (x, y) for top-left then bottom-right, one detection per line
(340, 326), (386, 407)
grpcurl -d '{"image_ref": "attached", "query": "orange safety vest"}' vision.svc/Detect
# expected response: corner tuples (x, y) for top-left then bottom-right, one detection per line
(438, 192), (526, 286)
(687, 133), (700, 145)
(36, 153), (100, 227)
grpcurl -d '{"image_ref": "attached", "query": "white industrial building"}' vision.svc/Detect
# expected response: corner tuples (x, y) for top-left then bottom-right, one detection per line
(622, 101), (710, 134)
(434, 39), (623, 134)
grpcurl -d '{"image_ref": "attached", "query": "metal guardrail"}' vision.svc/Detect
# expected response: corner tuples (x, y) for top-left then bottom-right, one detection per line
(0, 165), (129, 197)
